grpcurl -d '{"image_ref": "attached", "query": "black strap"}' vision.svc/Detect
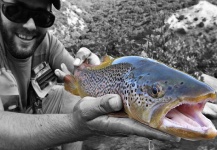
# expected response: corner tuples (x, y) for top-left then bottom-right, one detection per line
(27, 83), (42, 114)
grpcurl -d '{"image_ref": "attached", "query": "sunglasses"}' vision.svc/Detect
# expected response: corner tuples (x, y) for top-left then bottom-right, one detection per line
(1, 0), (55, 28)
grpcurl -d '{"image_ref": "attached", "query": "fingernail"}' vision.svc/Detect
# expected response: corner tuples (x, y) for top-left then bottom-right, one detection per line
(61, 63), (66, 69)
(109, 96), (122, 111)
(74, 58), (81, 66)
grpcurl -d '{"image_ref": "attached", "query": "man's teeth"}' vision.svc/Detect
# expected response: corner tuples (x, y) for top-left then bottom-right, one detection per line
(18, 34), (34, 40)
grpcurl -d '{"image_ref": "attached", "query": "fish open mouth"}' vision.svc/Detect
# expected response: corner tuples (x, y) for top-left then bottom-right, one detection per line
(160, 98), (217, 140)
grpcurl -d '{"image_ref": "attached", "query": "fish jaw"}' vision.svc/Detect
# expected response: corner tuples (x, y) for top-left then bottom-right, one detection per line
(151, 93), (217, 140)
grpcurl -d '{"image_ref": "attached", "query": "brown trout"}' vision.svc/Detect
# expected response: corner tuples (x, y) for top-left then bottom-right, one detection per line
(64, 56), (217, 140)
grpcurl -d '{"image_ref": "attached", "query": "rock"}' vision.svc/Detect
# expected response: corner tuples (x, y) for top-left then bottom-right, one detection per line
(49, 1), (89, 48)
(201, 73), (217, 91)
(166, 1), (217, 35)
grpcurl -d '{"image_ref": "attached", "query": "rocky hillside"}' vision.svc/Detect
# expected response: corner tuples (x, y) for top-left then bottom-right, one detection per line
(50, 0), (217, 78)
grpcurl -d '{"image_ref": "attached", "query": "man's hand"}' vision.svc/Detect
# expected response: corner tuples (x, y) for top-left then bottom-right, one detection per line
(70, 94), (180, 142)
(73, 47), (101, 66)
(55, 47), (100, 80)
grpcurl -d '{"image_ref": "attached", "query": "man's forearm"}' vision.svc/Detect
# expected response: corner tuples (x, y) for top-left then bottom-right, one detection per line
(0, 111), (76, 150)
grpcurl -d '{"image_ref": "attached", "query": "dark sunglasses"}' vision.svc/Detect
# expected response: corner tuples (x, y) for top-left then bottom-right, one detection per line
(1, 0), (55, 28)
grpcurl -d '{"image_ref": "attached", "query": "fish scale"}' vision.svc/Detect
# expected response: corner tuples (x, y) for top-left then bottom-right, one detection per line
(78, 63), (132, 97)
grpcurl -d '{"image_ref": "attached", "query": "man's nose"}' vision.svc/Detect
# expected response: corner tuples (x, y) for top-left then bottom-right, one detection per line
(23, 18), (36, 31)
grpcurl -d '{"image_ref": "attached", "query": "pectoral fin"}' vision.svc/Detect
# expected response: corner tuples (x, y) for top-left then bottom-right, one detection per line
(91, 55), (115, 70)
(64, 75), (80, 95)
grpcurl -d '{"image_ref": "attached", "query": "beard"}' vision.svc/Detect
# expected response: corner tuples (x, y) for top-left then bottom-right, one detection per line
(0, 16), (46, 59)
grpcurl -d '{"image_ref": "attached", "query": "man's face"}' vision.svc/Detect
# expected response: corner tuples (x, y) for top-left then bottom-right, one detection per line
(0, 0), (51, 59)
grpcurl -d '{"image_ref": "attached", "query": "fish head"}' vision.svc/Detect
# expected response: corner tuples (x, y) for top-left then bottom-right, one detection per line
(117, 57), (217, 140)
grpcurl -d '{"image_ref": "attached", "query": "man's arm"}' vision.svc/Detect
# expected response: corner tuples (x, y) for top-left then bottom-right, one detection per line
(0, 111), (74, 149)
(0, 94), (179, 150)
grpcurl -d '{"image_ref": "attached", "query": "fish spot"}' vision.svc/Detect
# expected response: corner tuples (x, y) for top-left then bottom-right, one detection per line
(139, 76), (143, 79)
(180, 82), (184, 85)
(168, 86), (172, 90)
(132, 83), (135, 87)
(165, 81), (168, 84)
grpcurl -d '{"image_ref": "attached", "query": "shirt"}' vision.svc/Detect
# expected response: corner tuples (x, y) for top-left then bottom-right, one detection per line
(0, 31), (74, 111)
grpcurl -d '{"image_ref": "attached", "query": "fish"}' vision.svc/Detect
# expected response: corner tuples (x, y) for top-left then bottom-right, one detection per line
(64, 56), (217, 140)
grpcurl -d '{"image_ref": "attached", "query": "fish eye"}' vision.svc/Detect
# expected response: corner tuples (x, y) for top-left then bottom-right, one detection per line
(148, 84), (164, 98)
(152, 87), (158, 95)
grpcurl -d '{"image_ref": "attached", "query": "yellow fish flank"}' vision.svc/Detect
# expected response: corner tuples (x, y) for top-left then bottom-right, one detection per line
(64, 56), (217, 140)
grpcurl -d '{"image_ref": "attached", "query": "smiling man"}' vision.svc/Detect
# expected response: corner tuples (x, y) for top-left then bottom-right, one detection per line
(0, 0), (177, 149)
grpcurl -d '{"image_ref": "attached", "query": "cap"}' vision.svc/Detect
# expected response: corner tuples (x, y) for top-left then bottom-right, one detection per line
(52, 0), (61, 10)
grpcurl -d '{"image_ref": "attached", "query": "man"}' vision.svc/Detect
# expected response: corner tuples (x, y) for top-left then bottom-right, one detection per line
(0, 0), (178, 149)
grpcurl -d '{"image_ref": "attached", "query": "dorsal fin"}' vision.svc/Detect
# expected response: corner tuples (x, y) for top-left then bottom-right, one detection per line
(90, 55), (115, 70)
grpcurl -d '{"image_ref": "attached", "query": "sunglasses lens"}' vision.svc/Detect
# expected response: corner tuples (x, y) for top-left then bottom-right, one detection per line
(2, 4), (27, 23)
(2, 3), (55, 28)
(33, 11), (55, 28)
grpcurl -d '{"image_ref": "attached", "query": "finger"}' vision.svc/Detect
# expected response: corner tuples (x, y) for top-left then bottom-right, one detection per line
(88, 53), (101, 65)
(74, 47), (101, 66)
(55, 69), (67, 80)
(90, 116), (180, 142)
(79, 94), (122, 120)
(61, 63), (71, 75)
(74, 47), (91, 66)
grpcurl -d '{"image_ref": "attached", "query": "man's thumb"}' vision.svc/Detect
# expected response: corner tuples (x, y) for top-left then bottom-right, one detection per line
(80, 94), (122, 120)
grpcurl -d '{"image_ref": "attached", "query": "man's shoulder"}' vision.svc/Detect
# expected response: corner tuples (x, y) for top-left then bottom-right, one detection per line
(35, 32), (64, 55)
